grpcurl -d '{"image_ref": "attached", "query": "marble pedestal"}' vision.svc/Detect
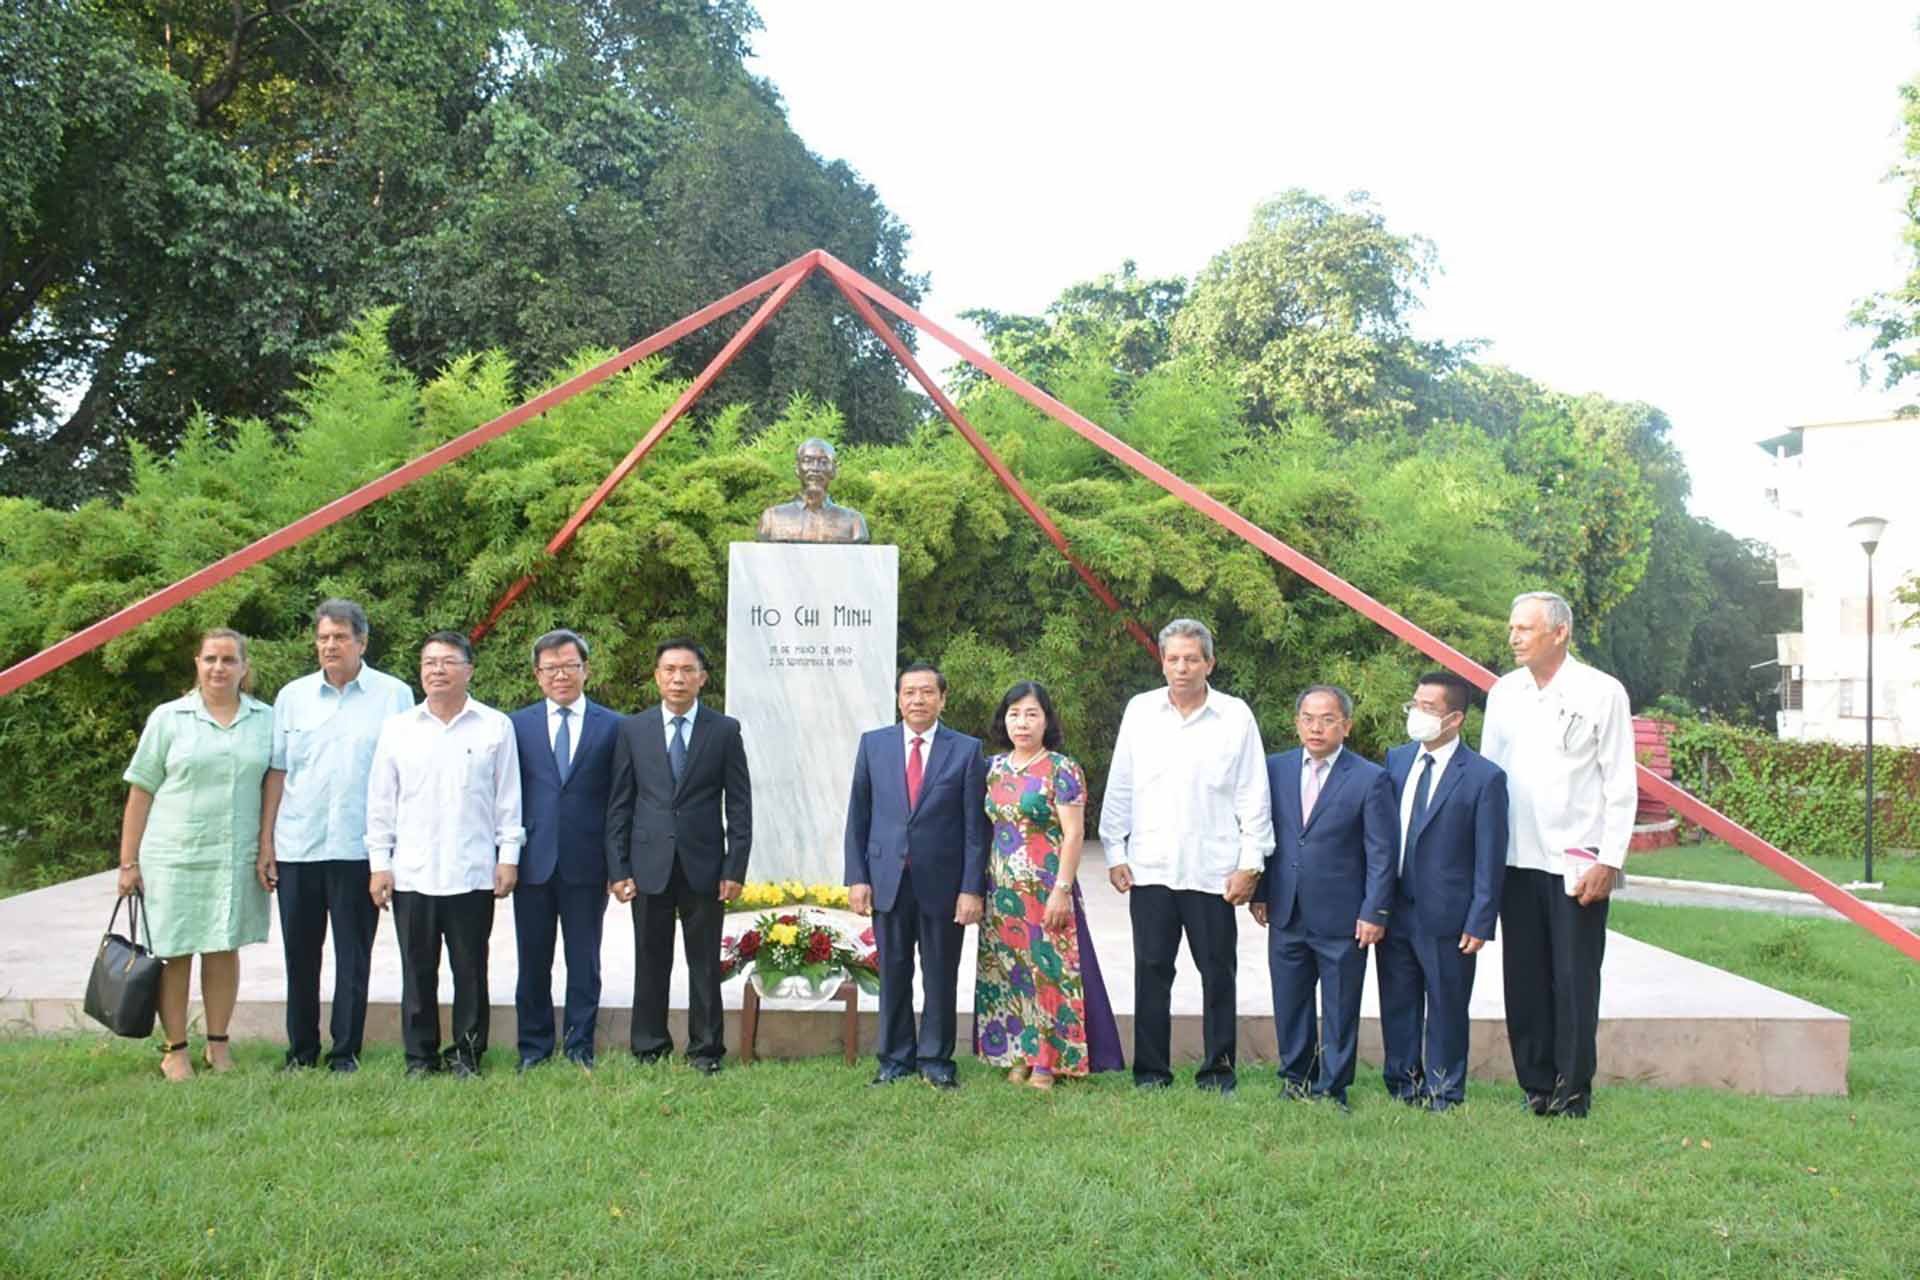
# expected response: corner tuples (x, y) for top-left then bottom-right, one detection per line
(725, 543), (898, 886)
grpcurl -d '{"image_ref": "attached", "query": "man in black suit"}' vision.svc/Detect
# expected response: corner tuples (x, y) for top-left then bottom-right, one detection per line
(1376, 671), (1508, 1111)
(844, 662), (989, 1089)
(509, 629), (622, 1072)
(606, 638), (752, 1073)
(1252, 684), (1397, 1110)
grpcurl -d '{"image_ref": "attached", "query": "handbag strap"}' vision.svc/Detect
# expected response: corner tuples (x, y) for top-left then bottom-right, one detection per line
(108, 889), (156, 952)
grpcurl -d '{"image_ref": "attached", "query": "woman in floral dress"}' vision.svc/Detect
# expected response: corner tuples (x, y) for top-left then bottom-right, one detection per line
(975, 680), (1121, 1089)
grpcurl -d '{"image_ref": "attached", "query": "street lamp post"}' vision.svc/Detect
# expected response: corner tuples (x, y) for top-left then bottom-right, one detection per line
(1847, 515), (1889, 889)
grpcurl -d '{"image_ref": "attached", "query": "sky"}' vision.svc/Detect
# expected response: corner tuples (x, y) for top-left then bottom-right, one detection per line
(746, 3), (1920, 542)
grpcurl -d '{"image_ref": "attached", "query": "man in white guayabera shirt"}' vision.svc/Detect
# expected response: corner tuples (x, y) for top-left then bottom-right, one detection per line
(365, 630), (524, 1078)
(1481, 591), (1637, 1119)
(1100, 618), (1274, 1094)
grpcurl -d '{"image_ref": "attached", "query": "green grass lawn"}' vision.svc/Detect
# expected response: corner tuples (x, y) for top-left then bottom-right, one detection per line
(1630, 840), (1920, 908)
(2, 902), (1917, 1278)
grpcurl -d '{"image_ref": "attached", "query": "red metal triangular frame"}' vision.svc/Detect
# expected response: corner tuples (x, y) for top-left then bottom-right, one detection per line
(3, 249), (1914, 964)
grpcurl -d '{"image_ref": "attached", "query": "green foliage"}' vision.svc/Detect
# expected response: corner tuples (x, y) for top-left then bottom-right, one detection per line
(0, 0), (924, 504)
(0, 314), (1530, 887)
(1664, 720), (1920, 857)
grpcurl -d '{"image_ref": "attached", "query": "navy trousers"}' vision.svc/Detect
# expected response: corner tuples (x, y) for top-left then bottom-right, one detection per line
(276, 859), (379, 1067)
(513, 875), (607, 1062)
(1374, 895), (1478, 1103)
(873, 863), (964, 1081)
(391, 889), (495, 1070)
(1269, 911), (1367, 1101)
(630, 859), (725, 1062)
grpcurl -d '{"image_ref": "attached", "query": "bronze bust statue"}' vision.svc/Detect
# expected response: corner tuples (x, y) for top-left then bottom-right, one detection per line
(755, 437), (870, 544)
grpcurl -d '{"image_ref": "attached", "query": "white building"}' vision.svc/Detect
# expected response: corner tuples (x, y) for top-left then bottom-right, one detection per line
(1758, 417), (1919, 745)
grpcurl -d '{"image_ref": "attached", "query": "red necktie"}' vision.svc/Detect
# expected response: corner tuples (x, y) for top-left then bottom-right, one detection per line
(906, 735), (925, 810)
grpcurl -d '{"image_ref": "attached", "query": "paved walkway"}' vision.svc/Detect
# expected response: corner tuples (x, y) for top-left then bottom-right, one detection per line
(1617, 874), (1920, 927)
(0, 843), (1851, 1094)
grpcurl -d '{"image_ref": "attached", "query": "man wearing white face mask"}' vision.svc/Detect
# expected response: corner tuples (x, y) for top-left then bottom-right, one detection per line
(1375, 671), (1508, 1111)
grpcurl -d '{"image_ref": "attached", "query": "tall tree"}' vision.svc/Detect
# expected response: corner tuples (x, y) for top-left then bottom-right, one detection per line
(0, 0), (923, 505)
(1171, 189), (1461, 431)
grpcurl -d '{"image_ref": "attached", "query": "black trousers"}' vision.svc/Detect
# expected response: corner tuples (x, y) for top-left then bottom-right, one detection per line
(872, 863), (964, 1079)
(630, 859), (725, 1062)
(276, 858), (379, 1066)
(1129, 884), (1237, 1087)
(513, 874), (607, 1062)
(1500, 867), (1609, 1100)
(391, 889), (495, 1069)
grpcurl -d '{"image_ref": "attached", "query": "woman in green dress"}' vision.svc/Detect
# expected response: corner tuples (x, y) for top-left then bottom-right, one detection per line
(117, 629), (274, 1080)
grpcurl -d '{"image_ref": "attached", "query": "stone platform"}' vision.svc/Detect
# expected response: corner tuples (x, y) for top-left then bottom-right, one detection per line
(0, 845), (1847, 1094)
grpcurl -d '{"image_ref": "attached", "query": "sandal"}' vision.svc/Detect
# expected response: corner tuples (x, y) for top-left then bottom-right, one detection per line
(203, 1033), (234, 1074)
(1007, 1064), (1031, 1084)
(160, 1040), (193, 1083)
(1027, 1068), (1055, 1092)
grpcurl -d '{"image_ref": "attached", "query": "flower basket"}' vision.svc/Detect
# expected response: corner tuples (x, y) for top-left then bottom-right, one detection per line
(721, 909), (879, 1003)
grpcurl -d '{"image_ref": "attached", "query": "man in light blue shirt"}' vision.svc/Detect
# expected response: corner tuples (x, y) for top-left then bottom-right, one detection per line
(257, 599), (414, 1071)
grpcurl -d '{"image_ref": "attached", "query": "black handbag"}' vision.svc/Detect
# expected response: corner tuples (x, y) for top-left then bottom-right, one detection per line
(83, 890), (164, 1038)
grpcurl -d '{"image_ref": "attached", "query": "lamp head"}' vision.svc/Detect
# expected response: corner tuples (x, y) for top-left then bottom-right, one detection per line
(1849, 515), (1890, 556)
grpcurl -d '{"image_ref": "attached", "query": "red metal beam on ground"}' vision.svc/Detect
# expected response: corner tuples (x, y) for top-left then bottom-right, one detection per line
(819, 264), (1159, 661)
(472, 260), (817, 640)
(0, 253), (820, 698)
(818, 251), (1920, 965)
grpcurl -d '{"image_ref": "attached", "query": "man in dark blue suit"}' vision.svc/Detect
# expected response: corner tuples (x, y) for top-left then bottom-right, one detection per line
(1252, 685), (1396, 1109)
(509, 629), (622, 1071)
(844, 662), (989, 1090)
(1376, 671), (1508, 1110)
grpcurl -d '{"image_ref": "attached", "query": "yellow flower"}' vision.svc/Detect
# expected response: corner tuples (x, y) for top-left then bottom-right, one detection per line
(769, 923), (798, 946)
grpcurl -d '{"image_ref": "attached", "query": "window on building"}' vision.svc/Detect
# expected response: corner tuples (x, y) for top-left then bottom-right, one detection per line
(1780, 674), (1804, 711)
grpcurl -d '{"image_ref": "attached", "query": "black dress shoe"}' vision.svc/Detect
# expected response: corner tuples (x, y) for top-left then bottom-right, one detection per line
(1313, 1092), (1352, 1113)
(1133, 1074), (1174, 1091)
(404, 1060), (439, 1078)
(870, 1068), (912, 1086)
(1425, 1096), (1459, 1113)
(689, 1056), (723, 1076)
(632, 1050), (668, 1065)
(1524, 1090), (1553, 1115)
(922, 1073), (959, 1091)
(1196, 1077), (1237, 1097)
(1545, 1091), (1590, 1119)
(280, 1055), (318, 1073)
(327, 1057), (359, 1075)
(516, 1055), (548, 1074)
(565, 1050), (595, 1072)
(445, 1053), (481, 1079)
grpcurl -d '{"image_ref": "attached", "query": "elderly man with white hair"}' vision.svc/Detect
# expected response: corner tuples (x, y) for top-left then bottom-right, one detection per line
(1481, 590), (1637, 1119)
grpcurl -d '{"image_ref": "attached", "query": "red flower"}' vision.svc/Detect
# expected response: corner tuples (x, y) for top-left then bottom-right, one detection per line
(719, 956), (737, 978)
(777, 914), (798, 926)
(738, 931), (761, 958)
(805, 931), (833, 963)
(859, 926), (875, 947)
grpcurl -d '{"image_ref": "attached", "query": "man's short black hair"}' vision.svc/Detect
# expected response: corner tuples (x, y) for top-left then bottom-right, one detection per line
(1416, 670), (1474, 716)
(896, 661), (947, 695)
(421, 629), (473, 663)
(655, 637), (709, 671)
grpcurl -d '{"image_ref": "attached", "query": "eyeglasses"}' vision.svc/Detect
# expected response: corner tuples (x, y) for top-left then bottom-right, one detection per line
(1296, 714), (1345, 730)
(536, 662), (585, 677)
(420, 657), (470, 671)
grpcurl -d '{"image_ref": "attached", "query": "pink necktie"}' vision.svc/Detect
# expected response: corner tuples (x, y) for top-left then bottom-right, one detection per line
(1302, 758), (1326, 825)
(906, 736), (925, 810)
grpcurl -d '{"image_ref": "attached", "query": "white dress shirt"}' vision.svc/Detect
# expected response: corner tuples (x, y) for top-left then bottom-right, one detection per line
(1099, 685), (1275, 892)
(1396, 735), (1461, 873)
(1300, 745), (1344, 819)
(365, 697), (524, 894)
(1481, 656), (1638, 872)
(546, 695), (586, 750)
(662, 700), (700, 750)
(901, 719), (939, 766)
